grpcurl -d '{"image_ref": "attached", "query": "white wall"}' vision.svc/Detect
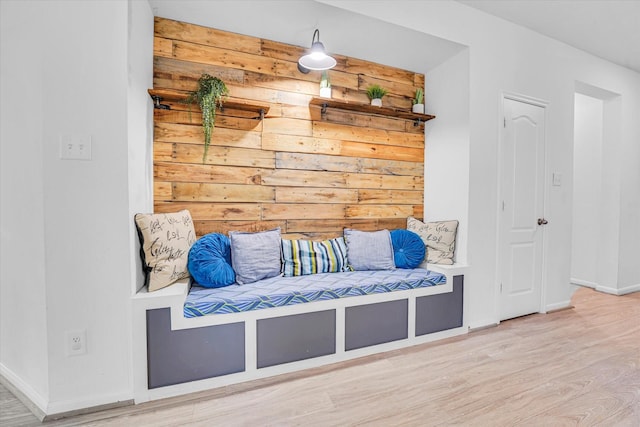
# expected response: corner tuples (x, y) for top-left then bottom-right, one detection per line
(571, 93), (603, 288)
(424, 49), (470, 266)
(127, 0), (155, 295)
(1, 0), (154, 415)
(0, 1), (51, 410)
(616, 91), (640, 292)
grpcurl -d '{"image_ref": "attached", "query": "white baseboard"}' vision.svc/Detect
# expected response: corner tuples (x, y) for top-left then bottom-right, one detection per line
(570, 278), (598, 288)
(596, 283), (640, 296)
(45, 391), (133, 419)
(468, 318), (498, 331)
(545, 300), (572, 313)
(571, 277), (640, 296)
(0, 363), (48, 420)
(1, 362), (133, 419)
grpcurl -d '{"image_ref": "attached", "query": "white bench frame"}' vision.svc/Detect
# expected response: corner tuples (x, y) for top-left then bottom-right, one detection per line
(131, 264), (468, 403)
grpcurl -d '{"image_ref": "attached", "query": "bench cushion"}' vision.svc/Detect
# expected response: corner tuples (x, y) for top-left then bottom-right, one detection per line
(184, 268), (446, 317)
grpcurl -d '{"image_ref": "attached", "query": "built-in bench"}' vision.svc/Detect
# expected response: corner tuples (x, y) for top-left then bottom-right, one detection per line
(131, 264), (467, 403)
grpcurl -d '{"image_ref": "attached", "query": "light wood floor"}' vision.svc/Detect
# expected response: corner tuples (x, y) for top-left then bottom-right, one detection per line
(2, 286), (638, 426)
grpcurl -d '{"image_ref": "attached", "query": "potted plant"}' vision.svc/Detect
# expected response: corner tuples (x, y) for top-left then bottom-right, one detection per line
(412, 88), (425, 114)
(185, 74), (229, 163)
(366, 84), (388, 107)
(319, 70), (331, 98)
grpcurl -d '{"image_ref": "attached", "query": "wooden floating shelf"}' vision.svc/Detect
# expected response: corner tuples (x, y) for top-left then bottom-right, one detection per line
(310, 97), (435, 126)
(148, 88), (270, 119)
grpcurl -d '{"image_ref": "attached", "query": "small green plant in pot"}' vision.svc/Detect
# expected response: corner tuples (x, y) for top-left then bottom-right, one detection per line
(366, 84), (388, 107)
(412, 87), (425, 114)
(185, 74), (229, 163)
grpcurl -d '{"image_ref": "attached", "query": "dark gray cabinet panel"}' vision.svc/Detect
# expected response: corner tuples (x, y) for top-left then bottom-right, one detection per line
(257, 310), (336, 368)
(345, 299), (409, 351)
(415, 275), (464, 336)
(146, 308), (245, 389)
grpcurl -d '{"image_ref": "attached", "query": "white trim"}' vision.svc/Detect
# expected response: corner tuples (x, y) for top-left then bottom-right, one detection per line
(570, 278), (598, 288)
(545, 300), (572, 312)
(0, 365), (48, 420)
(503, 91), (549, 108)
(45, 392), (133, 419)
(468, 319), (499, 330)
(596, 283), (640, 296)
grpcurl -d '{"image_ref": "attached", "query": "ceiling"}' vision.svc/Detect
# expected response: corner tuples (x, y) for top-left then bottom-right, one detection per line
(147, 0), (465, 74)
(148, 0), (640, 74)
(457, 0), (640, 74)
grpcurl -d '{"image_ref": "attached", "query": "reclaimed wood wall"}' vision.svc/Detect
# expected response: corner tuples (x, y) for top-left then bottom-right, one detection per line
(152, 17), (426, 239)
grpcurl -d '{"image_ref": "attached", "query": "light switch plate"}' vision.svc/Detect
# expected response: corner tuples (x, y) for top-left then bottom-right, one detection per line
(60, 135), (92, 160)
(552, 173), (562, 186)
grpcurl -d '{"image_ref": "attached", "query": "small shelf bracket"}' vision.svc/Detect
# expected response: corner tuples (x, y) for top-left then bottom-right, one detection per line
(320, 103), (328, 117)
(413, 118), (423, 127)
(259, 109), (265, 120)
(152, 95), (170, 110)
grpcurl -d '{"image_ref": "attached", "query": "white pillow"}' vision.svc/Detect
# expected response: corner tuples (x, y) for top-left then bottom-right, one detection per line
(407, 217), (458, 265)
(135, 210), (196, 291)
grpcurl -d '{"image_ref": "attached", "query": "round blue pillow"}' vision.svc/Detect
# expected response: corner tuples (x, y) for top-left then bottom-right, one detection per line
(188, 233), (236, 288)
(390, 229), (426, 269)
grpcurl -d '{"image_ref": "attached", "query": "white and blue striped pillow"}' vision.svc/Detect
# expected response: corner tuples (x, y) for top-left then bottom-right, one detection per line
(281, 237), (350, 277)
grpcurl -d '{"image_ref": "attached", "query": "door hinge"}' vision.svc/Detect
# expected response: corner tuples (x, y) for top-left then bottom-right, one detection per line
(504, 117), (506, 128)
(500, 283), (503, 293)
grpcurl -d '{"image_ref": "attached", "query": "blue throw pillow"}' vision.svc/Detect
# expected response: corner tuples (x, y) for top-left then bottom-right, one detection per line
(390, 229), (426, 269)
(188, 233), (235, 288)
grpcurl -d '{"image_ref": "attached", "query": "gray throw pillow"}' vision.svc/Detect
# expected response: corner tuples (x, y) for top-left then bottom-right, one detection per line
(229, 228), (282, 285)
(344, 228), (395, 271)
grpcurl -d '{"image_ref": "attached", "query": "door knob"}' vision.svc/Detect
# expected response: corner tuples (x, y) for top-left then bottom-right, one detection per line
(537, 218), (548, 225)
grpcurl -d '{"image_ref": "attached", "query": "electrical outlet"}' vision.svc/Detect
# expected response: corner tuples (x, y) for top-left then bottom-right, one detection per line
(66, 329), (87, 356)
(60, 135), (92, 160)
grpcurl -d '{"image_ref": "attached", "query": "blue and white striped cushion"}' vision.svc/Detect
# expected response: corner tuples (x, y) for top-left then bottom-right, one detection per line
(281, 237), (349, 277)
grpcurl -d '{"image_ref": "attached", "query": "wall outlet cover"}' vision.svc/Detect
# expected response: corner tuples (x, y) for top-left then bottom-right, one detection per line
(65, 329), (87, 356)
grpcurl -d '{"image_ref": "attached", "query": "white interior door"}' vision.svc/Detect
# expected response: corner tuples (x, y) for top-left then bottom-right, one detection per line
(499, 96), (546, 321)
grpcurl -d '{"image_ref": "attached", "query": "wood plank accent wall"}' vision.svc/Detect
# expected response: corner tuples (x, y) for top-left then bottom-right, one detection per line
(152, 17), (426, 239)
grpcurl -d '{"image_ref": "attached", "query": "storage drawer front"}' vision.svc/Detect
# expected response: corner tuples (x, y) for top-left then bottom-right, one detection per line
(416, 275), (464, 336)
(345, 299), (408, 351)
(147, 308), (245, 389)
(257, 309), (336, 368)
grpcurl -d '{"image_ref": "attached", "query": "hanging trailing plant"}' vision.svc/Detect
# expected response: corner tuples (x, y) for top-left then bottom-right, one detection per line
(185, 74), (229, 163)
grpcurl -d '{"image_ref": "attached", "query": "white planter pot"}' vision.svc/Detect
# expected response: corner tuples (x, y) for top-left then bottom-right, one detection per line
(412, 103), (425, 114)
(319, 87), (332, 98)
(371, 98), (383, 107)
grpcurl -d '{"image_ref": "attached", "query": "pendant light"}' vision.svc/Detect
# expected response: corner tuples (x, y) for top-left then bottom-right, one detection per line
(297, 29), (337, 74)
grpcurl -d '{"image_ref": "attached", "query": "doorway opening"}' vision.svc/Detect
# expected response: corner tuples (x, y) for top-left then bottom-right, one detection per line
(571, 82), (621, 294)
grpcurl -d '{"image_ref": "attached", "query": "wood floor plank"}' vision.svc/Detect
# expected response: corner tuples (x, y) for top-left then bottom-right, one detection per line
(1, 287), (638, 426)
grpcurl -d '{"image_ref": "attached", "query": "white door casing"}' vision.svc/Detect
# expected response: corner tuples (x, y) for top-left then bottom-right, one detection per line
(498, 95), (547, 321)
